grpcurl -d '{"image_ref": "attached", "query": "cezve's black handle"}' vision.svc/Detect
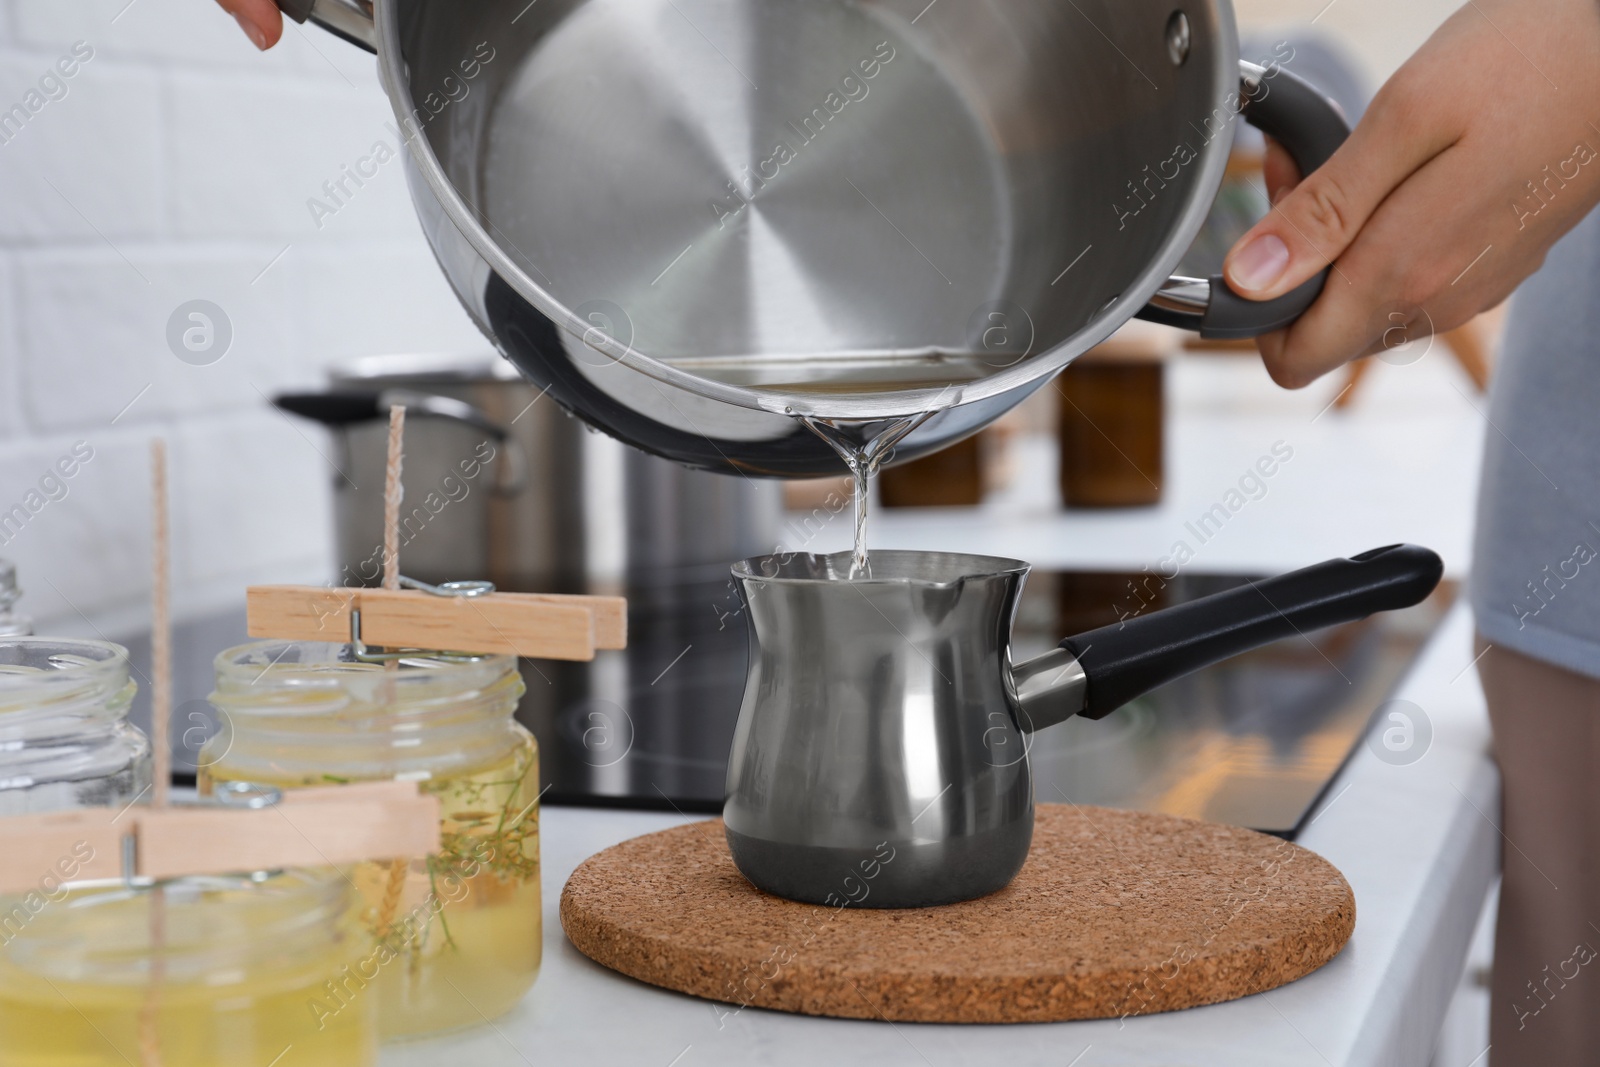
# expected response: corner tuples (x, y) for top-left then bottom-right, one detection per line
(1061, 544), (1443, 720)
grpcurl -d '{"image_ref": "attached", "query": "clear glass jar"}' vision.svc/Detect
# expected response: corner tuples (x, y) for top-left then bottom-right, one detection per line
(0, 639), (149, 815)
(200, 643), (539, 1041)
(0, 562), (31, 637)
(0, 870), (376, 1066)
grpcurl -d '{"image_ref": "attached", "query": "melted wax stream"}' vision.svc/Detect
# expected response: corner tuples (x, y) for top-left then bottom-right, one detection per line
(801, 413), (934, 579)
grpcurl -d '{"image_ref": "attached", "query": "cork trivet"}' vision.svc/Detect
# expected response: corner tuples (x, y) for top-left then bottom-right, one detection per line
(561, 804), (1354, 1023)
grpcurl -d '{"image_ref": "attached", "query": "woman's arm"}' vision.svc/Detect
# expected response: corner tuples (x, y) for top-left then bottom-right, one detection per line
(1225, 0), (1600, 387)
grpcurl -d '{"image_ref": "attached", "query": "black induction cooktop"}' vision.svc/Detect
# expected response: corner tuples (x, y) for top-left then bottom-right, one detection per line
(518, 567), (1454, 839)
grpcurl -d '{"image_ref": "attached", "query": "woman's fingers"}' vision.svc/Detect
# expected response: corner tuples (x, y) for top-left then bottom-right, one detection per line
(1238, 0), (1600, 388)
(1223, 74), (1457, 302)
(1260, 139), (1301, 207)
(215, 0), (284, 50)
(1254, 137), (1551, 388)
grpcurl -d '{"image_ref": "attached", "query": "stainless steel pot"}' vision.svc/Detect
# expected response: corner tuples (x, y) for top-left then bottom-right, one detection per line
(275, 355), (782, 594)
(280, 0), (1348, 476)
(724, 545), (1443, 907)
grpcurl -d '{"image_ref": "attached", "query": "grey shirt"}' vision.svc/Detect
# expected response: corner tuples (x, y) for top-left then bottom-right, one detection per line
(1472, 207), (1600, 678)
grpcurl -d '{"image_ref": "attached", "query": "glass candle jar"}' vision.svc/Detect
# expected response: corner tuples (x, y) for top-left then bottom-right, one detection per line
(0, 870), (375, 1066)
(201, 643), (540, 1040)
(0, 563), (31, 637)
(0, 639), (149, 815)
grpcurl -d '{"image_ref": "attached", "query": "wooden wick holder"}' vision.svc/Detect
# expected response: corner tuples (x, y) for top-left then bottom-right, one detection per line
(0, 781), (441, 892)
(246, 585), (628, 661)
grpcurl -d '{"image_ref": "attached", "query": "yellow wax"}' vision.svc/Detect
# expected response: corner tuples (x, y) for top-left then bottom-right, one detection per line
(202, 739), (543, 1039)
(0, 957), (375, 1066)
(0, 878), (374, 1067)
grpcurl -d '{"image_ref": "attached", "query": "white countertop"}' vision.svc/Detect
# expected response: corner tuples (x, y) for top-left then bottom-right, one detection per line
(383, 603), (1498, 1067)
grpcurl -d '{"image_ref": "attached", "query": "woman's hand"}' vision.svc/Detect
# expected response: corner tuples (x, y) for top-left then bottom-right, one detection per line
(1225, 0), (1600, 388)
(215, 0), (284, 51)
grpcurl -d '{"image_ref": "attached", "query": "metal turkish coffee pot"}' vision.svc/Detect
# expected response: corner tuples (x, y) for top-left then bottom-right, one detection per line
(280, 0), (1348, 476)
(724, 545), (1443, 907)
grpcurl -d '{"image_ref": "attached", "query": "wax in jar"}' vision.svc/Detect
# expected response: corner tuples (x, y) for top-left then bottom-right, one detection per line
(202, 643), (541, 1039)
(0, 873), (375, 1066)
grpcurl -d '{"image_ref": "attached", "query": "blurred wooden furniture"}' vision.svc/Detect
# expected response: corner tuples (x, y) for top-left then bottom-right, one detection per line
(778, 417), (1021, 513)
(1057, 323), (1176, 509)
(783, 475), (851, 513)
(878, 434), (985, 508)
(1333, 314), (1495, 409)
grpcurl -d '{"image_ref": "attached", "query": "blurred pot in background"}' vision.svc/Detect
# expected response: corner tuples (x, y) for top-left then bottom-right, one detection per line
(275, 354), (782, 598)
(275, 355), (783, 812)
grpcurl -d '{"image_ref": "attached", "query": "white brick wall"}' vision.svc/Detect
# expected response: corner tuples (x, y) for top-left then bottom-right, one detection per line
(0, 0), (483, 637)
(0, 257), (18, 438)
(0, 54), (163, 242)
(17, 249), (301, 428)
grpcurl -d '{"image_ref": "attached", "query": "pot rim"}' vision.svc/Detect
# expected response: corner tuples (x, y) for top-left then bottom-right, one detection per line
(733, 549), (1031, 587)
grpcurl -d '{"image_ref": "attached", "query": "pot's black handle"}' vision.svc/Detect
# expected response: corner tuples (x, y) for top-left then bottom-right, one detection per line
(1137, 62), (1351, 340)
(1061, 545), (1442, 721)
(273, 390), (384, 426)
(275, 0), (376, 52)
(273, 390), (515, 442)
